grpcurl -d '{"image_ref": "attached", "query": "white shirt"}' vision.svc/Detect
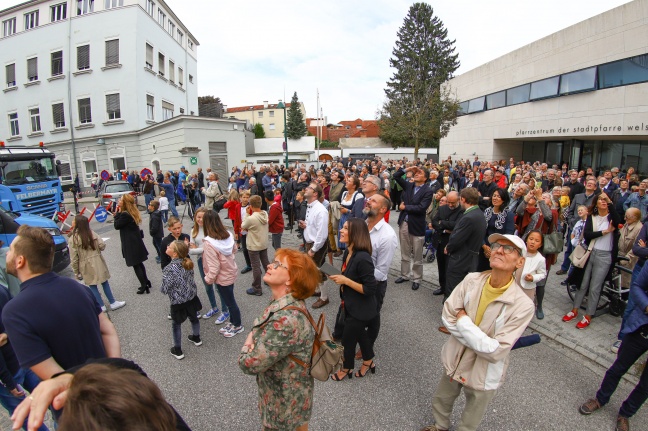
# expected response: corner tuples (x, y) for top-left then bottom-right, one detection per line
(240, 205), (248, 235)
(159, 197), (169, 210)
(368, 218), (398, 281)
(593, 215), (613, 251)
(303, 200), (328, 253)
(515, 251), (547, 289)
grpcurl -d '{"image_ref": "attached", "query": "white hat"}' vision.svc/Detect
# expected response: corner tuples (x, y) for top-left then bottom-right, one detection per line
(488, 234), (527, 257)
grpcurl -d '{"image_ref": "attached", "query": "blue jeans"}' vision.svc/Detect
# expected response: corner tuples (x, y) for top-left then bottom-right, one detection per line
(168, 201), (179, 217)
(560, 227), (574, 272)
(88, 280), (116, 305)
(618, 261), (644, 340)
(161, 210), (168, 223)
(144, 193), (153, 208)
(197, 256), (228, 313)
(596, 326), (648, 418)
(0, 368), (49, 431)
(216, 284), (242, 327)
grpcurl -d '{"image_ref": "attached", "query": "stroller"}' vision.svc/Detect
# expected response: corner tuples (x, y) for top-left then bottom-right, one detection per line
(423, 229), (437, 263)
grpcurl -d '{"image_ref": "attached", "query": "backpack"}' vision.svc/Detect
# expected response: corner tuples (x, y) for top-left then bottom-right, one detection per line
(262, 305), (343, 381)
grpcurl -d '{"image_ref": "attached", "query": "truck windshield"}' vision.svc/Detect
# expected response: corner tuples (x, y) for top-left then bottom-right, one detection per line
(0, 157), (57, 185)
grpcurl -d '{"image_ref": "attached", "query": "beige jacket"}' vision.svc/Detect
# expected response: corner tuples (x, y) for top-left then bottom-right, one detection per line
(241, 210), (269, 251)
(441, 271), (534, 391)
(70, 231), (111, 285)
(203, 181), (224, 208)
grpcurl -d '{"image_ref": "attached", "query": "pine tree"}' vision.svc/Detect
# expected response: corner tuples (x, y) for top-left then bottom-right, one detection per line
(286, 92), (307, 139)
(379, 3), (460, 158)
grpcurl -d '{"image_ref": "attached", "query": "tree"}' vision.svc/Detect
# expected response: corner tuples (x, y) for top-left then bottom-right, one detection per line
(253, 123), (266, 139)
(198, 95), (224, 118)
(378, 3), (460, 159)
(285, 92), (307, 139)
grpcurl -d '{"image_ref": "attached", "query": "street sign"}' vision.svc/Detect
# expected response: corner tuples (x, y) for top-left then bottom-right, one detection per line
(95, 206), (108, 223)
(190, 157), (198, 165)
(100, 170), (110, 180)
(140, 168), (153, 179)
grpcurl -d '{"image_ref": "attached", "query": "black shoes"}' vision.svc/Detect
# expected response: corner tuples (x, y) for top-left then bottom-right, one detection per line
(433, 288), (444, 296)
(412, 282), (420, 291)
(187, 335), (203, 346)
(170, 347), (184, 360)
(395, 277), (408, 284)
(136, 286), (150, 294)
(240, 266), (252, 274)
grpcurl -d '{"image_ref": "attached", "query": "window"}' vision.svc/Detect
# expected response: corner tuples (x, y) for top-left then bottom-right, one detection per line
(56, 155), (72, 181)
(162, 101), (173, 120)
(168, 21), (175, 36)
(530, 76), (559, 100)
(258, 112), (263, 118)
(24, 11), (39, 30)
(506, 83), (530, 106)
(158, 53), (165, 75)
(146, 94), (154, 120)
(269, 111), (274, 117)
(104, 0), (123, 9)
(78, 98), (92, 124)
(189, 74), (193, 83)
(598, 54), (648, 89)
(105, 39), (119, 66)
(83, 159), (98, 180)
(77, 45), (90, 70)
(188, 40), (194, 50)
(458, 101), (469, 115)
(9, 113), (19, 136)
(51, 3), (67, 22)
(158, 10), (165, 27)
(106, 93), (120, 120)
(27, 58), (38, 81)
(5, 63), (16, 88)
(178, 67), (183, 87)
(467, 97), (485, 114)
(486, 91), (506, 110)
(177, 30), (183, 45)
(52, 103), (65, 128)
(29, 108), (41, 133)
(2, 18), (16, 37)
(269, 123), (275, 130)
(168, 60), (174, 82)
(145, 43), (153, 68)
(146, 0), (154, 16)
(77, 0), (94, 16)
(51, 51), (63, 76)
(559, 67), (596, 95)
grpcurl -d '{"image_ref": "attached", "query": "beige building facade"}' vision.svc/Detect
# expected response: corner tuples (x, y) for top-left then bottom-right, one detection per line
(441, 0), (648, 174)
(224, 101), (306, 139)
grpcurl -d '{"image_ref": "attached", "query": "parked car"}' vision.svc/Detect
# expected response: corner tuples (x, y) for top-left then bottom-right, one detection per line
(99, 181), (136, 209)
(0, 204), (70, 273)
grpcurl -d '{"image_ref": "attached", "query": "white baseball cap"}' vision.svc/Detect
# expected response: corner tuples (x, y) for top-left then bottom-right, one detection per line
(488, 234), (527, 257)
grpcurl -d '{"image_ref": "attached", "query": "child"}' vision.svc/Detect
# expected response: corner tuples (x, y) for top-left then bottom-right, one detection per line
(202, 210), (244, 338)
(148, 200), (164, 264)
(161, 240), (202, 360)
(516, 230), (547, 319)
(241, 195), (269, 296)
(294, 190), (306, 240)
(239, 191), (253, 274)
(159, 190), (169, 224)
(273, 188), (282, 204)
(265, 190), (284, 250)
(565, 205), (589, 289)
(223, 189), (242, 242)
(70, 215), (126, 312)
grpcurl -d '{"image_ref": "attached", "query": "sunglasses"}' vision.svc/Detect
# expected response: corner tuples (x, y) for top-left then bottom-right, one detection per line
(490, 242), (521, 255)
(271, 260), (288, 270)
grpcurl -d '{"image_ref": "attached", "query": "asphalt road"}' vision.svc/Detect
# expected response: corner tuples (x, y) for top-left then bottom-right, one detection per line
(5, 207), (647, 431)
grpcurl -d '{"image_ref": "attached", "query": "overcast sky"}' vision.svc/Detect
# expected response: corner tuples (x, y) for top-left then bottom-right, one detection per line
(5, 0), (633, 121)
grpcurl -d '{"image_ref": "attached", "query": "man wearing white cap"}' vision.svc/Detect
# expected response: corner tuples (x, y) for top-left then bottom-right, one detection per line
(421, 233), (535, 431)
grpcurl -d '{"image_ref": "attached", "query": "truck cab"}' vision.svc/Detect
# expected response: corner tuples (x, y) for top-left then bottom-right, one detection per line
(0, 204), (70, 272)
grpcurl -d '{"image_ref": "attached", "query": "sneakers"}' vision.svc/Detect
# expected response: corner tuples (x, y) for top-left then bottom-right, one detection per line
(101, 305), (107, 313)
(197, 311), (202, 318)
(246, 287), (262, 296)
(215, 312), (230, 325)
(578, 398), (601, 415)
(576, 316), (591, 329)
(170, 347), (185, 360)
(202, 308), (219, 319)
(611, 340), (622, 354)
(155, 256), (161, 264)
(110, 300), (126, 311)
(219, 323), (234, 334)
(223, 325), (244, 338)
(562, 311), (578, 322)
(167, 314), (172, 320)
(240, 266), (252, 274)
(187, 335), (203, 346)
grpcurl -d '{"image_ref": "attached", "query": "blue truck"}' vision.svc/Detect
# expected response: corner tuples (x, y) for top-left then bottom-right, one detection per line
(0, 146), (65, 219)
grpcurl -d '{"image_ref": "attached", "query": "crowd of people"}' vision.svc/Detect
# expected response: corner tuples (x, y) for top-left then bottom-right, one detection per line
(0, 154), (647, 431)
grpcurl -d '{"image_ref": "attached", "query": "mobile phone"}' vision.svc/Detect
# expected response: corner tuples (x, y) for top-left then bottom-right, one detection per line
(535, 181), (542, 189)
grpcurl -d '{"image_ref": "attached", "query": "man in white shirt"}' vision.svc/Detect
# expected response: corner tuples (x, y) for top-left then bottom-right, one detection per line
(301, 182), (330, 308)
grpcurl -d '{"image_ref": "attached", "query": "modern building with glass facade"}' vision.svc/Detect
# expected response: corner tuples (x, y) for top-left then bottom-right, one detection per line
(440, 0), (648, 174)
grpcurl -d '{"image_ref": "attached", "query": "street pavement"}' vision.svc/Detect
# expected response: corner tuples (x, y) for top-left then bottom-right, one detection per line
(2, 200), (647, 430)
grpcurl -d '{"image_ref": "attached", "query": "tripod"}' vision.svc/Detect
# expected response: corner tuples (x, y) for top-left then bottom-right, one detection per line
(180, 200), (194, 223)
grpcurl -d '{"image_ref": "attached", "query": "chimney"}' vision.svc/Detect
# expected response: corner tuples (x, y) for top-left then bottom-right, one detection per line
(263, 100), (268, 109)
(222, 105), (227, 113)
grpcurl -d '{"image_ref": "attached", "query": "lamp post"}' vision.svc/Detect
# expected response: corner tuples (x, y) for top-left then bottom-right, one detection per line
(277, 100), (288, 167)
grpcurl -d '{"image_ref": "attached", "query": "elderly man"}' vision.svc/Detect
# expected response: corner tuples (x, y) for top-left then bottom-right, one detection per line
(421, 234), (533, 431)
(507, 183), (529, 214)
(356, 175), (383, 220)
(428, 170), (442, 195)
(541, 169), (556, 192)
(477, 169), (497, 210)
(624, 179), (648, 221)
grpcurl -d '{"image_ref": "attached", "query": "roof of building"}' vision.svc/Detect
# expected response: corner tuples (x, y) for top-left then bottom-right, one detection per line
(226, 103), (293, 113)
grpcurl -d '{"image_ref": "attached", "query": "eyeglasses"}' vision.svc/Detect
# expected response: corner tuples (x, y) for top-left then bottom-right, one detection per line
(271, 260), (288, 270)
(490, 243), (521, 255)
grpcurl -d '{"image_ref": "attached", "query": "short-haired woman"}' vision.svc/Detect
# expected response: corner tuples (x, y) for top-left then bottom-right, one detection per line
(329, 217), (378, 381)
(478, 188), (515, 271)
(239, 249), (318, 431)
(113, 194), (151, 294)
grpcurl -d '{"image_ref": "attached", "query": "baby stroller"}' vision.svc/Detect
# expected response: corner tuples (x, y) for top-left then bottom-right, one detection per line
(423, 229), (437, 263)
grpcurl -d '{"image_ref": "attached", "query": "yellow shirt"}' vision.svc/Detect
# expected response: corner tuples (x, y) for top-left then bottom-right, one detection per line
(475, 276), (514, 326)
(560, 195), (570, 209)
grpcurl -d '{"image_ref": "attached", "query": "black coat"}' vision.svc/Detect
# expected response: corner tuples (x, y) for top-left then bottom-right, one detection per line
(114, 212), (148, 267)
(477, 181), (498, 210)
(583, 205), (622, 271)
(432, 204), (464, 248)
(428, 180), (442, 195)
(341, 250), (378, 321)
(393, 168), (434, 236)
(445, 206), (487, 293)
(149, 210), (164, 239)
(160, 233), (190, 269)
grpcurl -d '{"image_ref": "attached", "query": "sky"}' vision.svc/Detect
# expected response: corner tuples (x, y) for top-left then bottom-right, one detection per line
(4, 0), (634, 122)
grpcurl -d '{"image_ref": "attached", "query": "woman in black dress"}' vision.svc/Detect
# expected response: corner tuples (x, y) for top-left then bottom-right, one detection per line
(114, 194), (151, 293)
(477, 188), (515, 271)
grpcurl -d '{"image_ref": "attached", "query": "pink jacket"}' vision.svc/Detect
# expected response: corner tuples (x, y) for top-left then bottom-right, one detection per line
(202, 234), (238, 286)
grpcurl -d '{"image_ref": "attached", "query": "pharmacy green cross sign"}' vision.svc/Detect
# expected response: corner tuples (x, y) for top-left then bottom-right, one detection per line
(189, 157), (198, 165)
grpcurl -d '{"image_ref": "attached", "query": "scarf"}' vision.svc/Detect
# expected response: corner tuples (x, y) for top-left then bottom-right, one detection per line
(484, 207), (510, 230)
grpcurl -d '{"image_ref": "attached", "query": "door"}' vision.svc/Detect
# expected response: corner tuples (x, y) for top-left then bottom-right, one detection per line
(209, 156), (228, 185)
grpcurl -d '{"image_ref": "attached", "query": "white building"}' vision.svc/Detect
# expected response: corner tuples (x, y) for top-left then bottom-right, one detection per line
(0, 0), (247, 187)
(441, 0), (648, 174)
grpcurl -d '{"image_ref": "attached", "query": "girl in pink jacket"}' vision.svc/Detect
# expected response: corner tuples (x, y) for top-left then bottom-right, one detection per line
(201, 210), (244, 338)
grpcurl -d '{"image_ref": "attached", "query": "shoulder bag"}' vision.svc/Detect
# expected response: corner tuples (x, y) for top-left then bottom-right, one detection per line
(543, 216), (564, 255)
(569, 225), (594, 269)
